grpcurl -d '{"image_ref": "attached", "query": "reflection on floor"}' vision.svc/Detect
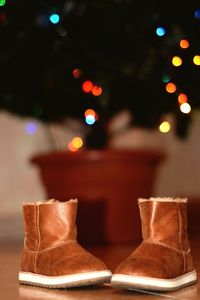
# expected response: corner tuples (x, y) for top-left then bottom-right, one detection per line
(0, 238), (200, 300)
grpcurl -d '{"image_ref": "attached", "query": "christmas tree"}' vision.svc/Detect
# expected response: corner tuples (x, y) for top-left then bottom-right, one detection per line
(0, 0), (200, 148)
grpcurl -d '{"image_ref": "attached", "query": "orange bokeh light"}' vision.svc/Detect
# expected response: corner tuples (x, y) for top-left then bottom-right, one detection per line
(165, 82), (177, 93)
(82, 81), (93, 93)
(178, 93), (188, 105)
(68, 142), (78, 152)
(84, 109), (96, 117)
(92, 85), (103, 96)
(180, 39), (189, 49)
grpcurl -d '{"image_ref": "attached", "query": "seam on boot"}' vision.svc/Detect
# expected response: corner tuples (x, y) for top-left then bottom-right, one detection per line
(24, 199), (78, 205)
(177, 202), (185, 274)
(24, 239), (77, 253)
(138, 198), (187, 204)
(183, 252), (186, 274)
(143, 240), (190, 255)
(34, 204), (41, 273)
(33, 204), (37, 273)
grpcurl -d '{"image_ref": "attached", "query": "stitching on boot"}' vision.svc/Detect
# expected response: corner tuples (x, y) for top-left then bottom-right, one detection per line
(138, 198), (187, 204)
(33, 204), (37, 273)
(24, 239), (76, 253)
(177, 202), (185, 273)
(183, 252), (186, 274)
(34, 205), (41, 273)
(143, 240), (190, 255)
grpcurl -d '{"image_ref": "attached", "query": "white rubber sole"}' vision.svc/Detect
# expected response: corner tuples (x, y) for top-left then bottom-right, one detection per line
(111, 270), (197, 292)
(19, 270), (112, 288)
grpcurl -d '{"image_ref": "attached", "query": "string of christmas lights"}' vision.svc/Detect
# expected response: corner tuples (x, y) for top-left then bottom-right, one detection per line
(158, 8), (200, 134)
(1, 1), (200, 147)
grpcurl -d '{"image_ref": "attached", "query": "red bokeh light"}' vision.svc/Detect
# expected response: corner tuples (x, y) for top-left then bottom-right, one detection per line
(82, 81), (93, 93)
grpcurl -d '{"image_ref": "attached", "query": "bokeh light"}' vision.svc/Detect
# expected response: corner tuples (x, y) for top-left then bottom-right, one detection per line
(85, 114), (96, 125)
(180, 103), (191, 114)
(172, 56), (182, 67)
(156, 27), (166, 37)
(73, 68), (82, 79)
(82, 81), (93, 93)
(180, 39), (189, 49)
(159, 121), (171, 133)
(194, 9), (200, 19)
(165, 82), (177, 93)
(178, 93), (188, 105)
(68, 137), (83, 152)
(72, 137), (83, 149)
(91, 85), (102, 96)
(68, 143), (78, 152)
(25, 122), (38, 135)
(49, 14), (60, 24)
(161, 74), (170, 83)
(0, 0), (6, 7)
(193, 55), (200, 65)
(84, 109), (96, 117)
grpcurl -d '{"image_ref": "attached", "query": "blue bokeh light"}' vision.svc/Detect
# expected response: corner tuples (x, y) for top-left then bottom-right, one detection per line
(85, 115), (96, 125)
(194, 9), (200, 19)
(49, 14), (60, 24)
(25, 122), (38, 135)
(156, 27), (166, 37)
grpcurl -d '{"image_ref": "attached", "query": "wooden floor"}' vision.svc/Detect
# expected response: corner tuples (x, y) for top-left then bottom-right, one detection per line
(1, 237), (200, 300)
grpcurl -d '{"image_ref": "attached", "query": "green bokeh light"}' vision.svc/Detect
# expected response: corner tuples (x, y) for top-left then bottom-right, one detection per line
(0, 0), (6, 7)
(161, 74), (170, 83)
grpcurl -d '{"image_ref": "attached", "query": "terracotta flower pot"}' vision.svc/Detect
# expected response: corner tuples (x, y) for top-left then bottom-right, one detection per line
(31, 149), (164, 244)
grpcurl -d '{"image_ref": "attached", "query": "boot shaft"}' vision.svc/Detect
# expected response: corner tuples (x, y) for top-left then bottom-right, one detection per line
(23, 199), (77, 251)
(138, 197), (190, 251)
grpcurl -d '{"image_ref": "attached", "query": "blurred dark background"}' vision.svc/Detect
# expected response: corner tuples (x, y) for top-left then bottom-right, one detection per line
(1, 0), (200, 146)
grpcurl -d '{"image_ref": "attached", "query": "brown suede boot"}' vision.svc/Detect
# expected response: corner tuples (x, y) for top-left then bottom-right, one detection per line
(111, 197), (197, 291)
(18, 199), (112, 288)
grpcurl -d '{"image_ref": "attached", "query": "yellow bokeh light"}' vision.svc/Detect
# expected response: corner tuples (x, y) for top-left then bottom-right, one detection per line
(172, 56), (182, 67)
(179, 39), (189, 49)
(166, 82), (176, 93)
(178, 93), (188, 105)
(180, 103), (191, 114)
(193, 55), (200, 65)
(71, 137), (83, 149)
(68, 137), (83, 152)
(159, 121), (171, 133)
